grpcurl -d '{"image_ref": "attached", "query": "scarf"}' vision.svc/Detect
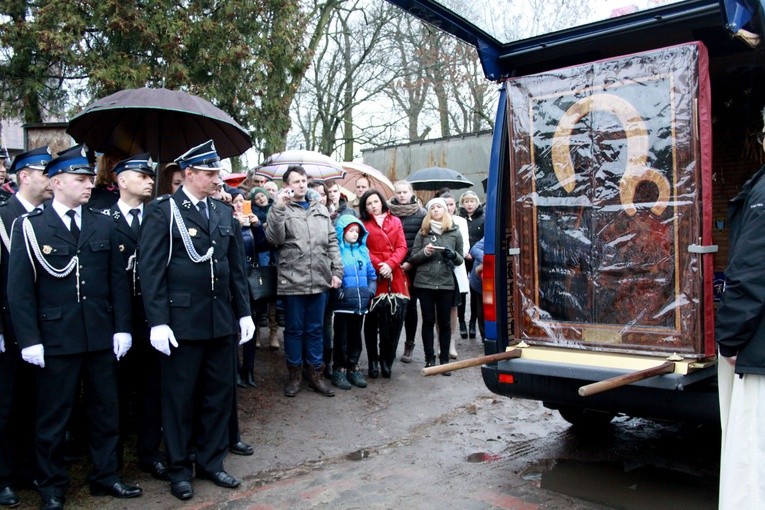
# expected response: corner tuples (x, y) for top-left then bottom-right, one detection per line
(374, 213), (387, 227)
(430, 220), (443, 235)
(387, 198), (421, 217)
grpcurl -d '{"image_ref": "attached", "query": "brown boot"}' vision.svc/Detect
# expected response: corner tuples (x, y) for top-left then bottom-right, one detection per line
(305, 364), (335, 397)
(284, 364), (302, 397)
(269, 327), (279, 349)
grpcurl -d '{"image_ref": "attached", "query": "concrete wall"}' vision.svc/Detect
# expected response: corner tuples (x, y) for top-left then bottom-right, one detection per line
(362, 130), (492, 203)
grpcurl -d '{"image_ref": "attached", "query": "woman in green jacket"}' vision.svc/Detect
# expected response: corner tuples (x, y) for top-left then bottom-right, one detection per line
(408, 198), (464, 373)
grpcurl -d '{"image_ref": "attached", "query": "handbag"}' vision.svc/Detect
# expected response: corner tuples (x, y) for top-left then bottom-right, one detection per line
(247, 264), (277, 301)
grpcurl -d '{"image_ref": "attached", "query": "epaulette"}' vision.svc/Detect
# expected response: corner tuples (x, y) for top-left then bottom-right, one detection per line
(210, 197), (232, 210)
(22, 208), (43, 218)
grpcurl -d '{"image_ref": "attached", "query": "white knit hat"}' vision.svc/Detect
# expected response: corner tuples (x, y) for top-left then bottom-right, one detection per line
(425, 197), (448, 212)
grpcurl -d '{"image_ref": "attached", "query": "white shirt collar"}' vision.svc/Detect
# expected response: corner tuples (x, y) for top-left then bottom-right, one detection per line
(181, 187), (206, 208)
(52, 199), (81, 221)
(117, 200), (143, 220)
(15, 194), (42, 213)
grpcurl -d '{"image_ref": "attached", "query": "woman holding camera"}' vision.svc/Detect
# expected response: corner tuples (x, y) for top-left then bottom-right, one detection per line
(408, 198), (464, 374)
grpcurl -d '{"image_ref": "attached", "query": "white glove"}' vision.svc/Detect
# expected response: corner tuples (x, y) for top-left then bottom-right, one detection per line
(150, 324), (178, 356)
(0, 334), (4, 353)
(113, 332), (132, 360)
(239, 316), (256, 345)
(21, 344), (45, 367)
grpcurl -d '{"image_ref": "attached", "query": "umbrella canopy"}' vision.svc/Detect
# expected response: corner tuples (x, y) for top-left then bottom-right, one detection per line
(223, 172), (247, 188)
(406, 166), (474, 191)
(67, 87), (252, 162)
(338, 162), (395, 199)
(255, 150), (345, 181)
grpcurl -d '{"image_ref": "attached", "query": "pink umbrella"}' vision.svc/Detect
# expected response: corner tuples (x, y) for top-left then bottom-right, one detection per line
(338, 162), (395, 199)
(255, 150), (345, 180)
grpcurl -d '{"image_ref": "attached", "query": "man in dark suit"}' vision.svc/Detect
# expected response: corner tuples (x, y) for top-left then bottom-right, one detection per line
(7, 146), (142, 510)
(108, 153), (168, 481)
(138, 140), (255, 502)
(0, 147), (53, 508)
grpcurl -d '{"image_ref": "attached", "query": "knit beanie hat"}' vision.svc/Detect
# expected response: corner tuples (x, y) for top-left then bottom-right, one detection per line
(250, 187), (268, 200)
(425, 197), (448, 212)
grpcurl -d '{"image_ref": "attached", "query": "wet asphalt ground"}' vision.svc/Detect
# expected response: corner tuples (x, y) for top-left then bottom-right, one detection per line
(12, 320), (721, 510)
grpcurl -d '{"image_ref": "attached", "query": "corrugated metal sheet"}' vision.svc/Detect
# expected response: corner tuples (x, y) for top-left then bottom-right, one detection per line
(362, 130), (492, 203)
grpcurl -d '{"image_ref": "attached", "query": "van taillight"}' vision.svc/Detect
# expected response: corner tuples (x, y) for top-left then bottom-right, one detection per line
(482, 254), (496, 322)
(499, 373), (514, 384)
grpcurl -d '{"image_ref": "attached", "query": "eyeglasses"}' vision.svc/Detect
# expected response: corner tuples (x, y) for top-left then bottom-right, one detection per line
(758, 132), (765, 145)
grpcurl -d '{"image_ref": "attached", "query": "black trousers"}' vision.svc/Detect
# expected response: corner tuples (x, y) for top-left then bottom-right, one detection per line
(403, 287), (419, 350)
(417, 288), (454, 363)
(458, 259), (477, 326)
(160, 337), (235, 483)
(333, 313), (364, 370)
(0, 343), (36, 488)
(35, 350), (120, 498)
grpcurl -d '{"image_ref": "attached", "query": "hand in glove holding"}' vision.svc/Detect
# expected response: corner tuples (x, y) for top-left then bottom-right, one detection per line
(150, 324), (178, 356)
(113, 332), (132, 360)
(21, 344), (45, 367)
(442, 247), (457, 261)
(239, 316), (256, 345)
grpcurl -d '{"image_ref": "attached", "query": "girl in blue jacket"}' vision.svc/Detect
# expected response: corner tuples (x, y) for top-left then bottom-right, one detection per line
(332, 215), (377, 389)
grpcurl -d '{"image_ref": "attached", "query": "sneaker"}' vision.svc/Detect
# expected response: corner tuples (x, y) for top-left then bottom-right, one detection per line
(347, 369), (367, 388)
(331, 369), (352, 390)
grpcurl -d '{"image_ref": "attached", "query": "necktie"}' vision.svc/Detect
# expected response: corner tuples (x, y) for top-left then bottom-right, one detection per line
(66, 209), (80, 241)
(197, 201), (209, 226)
(129, 208), (141, 235)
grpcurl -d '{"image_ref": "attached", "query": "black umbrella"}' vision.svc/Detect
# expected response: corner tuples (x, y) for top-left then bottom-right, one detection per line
(66, 88), (252, 162)
(406, 166), (474, 191)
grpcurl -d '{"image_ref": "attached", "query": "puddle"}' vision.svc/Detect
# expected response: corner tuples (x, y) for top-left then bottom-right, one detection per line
(530, 459), (717, 509)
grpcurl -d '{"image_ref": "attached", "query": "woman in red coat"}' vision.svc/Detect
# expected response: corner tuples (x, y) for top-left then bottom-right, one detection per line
(359, 190), (410, 378)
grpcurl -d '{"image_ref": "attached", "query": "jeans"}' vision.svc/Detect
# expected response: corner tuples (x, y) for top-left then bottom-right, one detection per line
(283, 293), (328, 368)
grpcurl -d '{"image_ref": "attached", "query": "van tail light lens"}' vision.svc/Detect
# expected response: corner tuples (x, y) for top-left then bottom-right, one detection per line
(482, 254), (496, 322)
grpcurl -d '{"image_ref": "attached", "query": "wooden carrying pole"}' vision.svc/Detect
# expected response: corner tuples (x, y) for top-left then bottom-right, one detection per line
(577, 361), (675, 397)
(421, 349), (522, 376)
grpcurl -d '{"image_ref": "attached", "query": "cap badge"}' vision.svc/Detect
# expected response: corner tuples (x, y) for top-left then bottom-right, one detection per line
(182, 200), (191, 210)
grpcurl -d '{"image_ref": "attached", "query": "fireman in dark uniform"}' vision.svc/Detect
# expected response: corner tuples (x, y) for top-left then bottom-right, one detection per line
(7, 146), (142, 510)
(0, 146), (53, 508)
(108, 153), (168, 481)
(138, 140), (254, 501)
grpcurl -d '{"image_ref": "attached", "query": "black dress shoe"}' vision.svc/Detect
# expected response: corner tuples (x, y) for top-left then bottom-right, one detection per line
(89, 481), (142, 499)
(0, 487), (19, 508)
(380, 361), (391, 378)
(229, 441), (254, 456)
(39, 496), (64, 510)
(139, 460), (170, 481)
(197, 470), (240, 488)
(236, 372), (246, 388)
(170, 480), (193, 501)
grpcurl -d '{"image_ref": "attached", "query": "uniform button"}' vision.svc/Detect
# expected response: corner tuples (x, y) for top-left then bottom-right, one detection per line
(81, 281), (85, 285)
(212, 240), (217, 245)
(82, 296), (87, 300)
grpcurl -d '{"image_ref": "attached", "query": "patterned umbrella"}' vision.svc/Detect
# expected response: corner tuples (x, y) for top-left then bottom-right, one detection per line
(337, 162), (395, 199)
(255, 150), (345, 181)
(66, 87), (252, 162)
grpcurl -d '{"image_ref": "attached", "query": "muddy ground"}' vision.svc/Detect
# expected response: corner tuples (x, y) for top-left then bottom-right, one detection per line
(13, 322), (721, 510)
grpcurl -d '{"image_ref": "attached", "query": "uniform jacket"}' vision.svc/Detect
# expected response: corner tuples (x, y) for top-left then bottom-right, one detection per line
(109, 204), (148, 332)
(8, 205), (132, 355)
(0, 195), (29, 341)
(409, 224), (464, 291)
(266, 199), (343, 296)
(716, 165), (765, 375)
(333, 215), (377, 314)
(362, 212), (410, 298)
(138, 188), (251, 340)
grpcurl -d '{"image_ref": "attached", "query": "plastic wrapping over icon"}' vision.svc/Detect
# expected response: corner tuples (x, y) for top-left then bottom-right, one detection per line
(506, 42), (714, 357)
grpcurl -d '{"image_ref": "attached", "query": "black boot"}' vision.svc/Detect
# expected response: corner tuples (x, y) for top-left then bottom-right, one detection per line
(246, 371), (257, 388)
(380, 360), (391, 378)
(323, 348), (333, 378)
(368, 361), (379, 379)
(425, 357), (436, 368)
(236, 370), (246, 388)
(440, 357), (452, 376)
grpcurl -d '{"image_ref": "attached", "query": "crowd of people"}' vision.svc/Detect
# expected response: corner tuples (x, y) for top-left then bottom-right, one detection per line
(0, 143), (485, 510)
